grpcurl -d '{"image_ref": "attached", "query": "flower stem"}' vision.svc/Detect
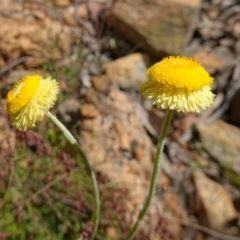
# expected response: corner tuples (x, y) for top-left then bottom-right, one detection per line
(46, 111), (100, 240)
(126, 109), (173, 240)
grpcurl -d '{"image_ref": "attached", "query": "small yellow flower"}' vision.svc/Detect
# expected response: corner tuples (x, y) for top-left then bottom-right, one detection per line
(6, 75), (59, 131)
(140, 56), (215, 112)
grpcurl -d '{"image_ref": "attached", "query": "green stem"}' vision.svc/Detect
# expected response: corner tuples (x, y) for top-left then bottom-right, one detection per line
(126, 109), (173, 240)
(46, 111), (100, 240)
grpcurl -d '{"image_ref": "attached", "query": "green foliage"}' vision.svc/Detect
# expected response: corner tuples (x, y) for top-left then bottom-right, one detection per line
(0, 130), (93, 239)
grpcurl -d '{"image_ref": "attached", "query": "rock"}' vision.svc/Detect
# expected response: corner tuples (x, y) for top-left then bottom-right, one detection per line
(193, 51), (226, 74)
(233, 21), (240, 38)
(106, 227), (118, 240)
(31, 9), (46, 20)
(5, 70), (44, 85)
(219, 38), (234, 47)
(183, 38), (202, 56)
(0, 16), (72, 67)
(75, 4), (88, 19)
(106, 0), (201, 57)
(79, 103), (99, 118)
(78, 86), (175, 234)
(92, 74), (110, 93)
(211, 46), (234, 64)
(206, 4), (220, 19)
(197, 120), (240, 175)
(53, 0), (70, 7)
(57, 98), (80, 124)
(102, 53), (152, 89)
(79, 86), (153, 170)
(194, 171), (238, 235)
(63, 8), (78, 26)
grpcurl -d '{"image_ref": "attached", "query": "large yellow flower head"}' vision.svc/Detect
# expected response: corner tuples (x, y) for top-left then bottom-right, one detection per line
(140, 56), (215, 112)
(6, 75), (59, 131)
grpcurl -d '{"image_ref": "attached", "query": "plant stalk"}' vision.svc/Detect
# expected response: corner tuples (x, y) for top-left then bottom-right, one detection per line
(126, 108), (173, 240)
(46, 111), (100, 240)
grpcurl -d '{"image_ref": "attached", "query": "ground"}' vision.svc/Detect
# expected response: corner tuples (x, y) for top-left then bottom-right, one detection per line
(0, 0), (240, 239)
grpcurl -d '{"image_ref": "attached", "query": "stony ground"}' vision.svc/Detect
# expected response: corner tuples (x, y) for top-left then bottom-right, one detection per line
(0, 0), (240, 239)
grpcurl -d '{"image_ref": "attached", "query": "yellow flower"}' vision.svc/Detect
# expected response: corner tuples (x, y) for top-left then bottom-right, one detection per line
(139, 56), (215, 112)
(6, 75), (59, 131)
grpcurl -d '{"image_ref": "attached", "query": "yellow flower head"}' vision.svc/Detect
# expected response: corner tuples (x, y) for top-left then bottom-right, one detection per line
(139, 56), (215, 112)
(7, 75), (59, 131)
